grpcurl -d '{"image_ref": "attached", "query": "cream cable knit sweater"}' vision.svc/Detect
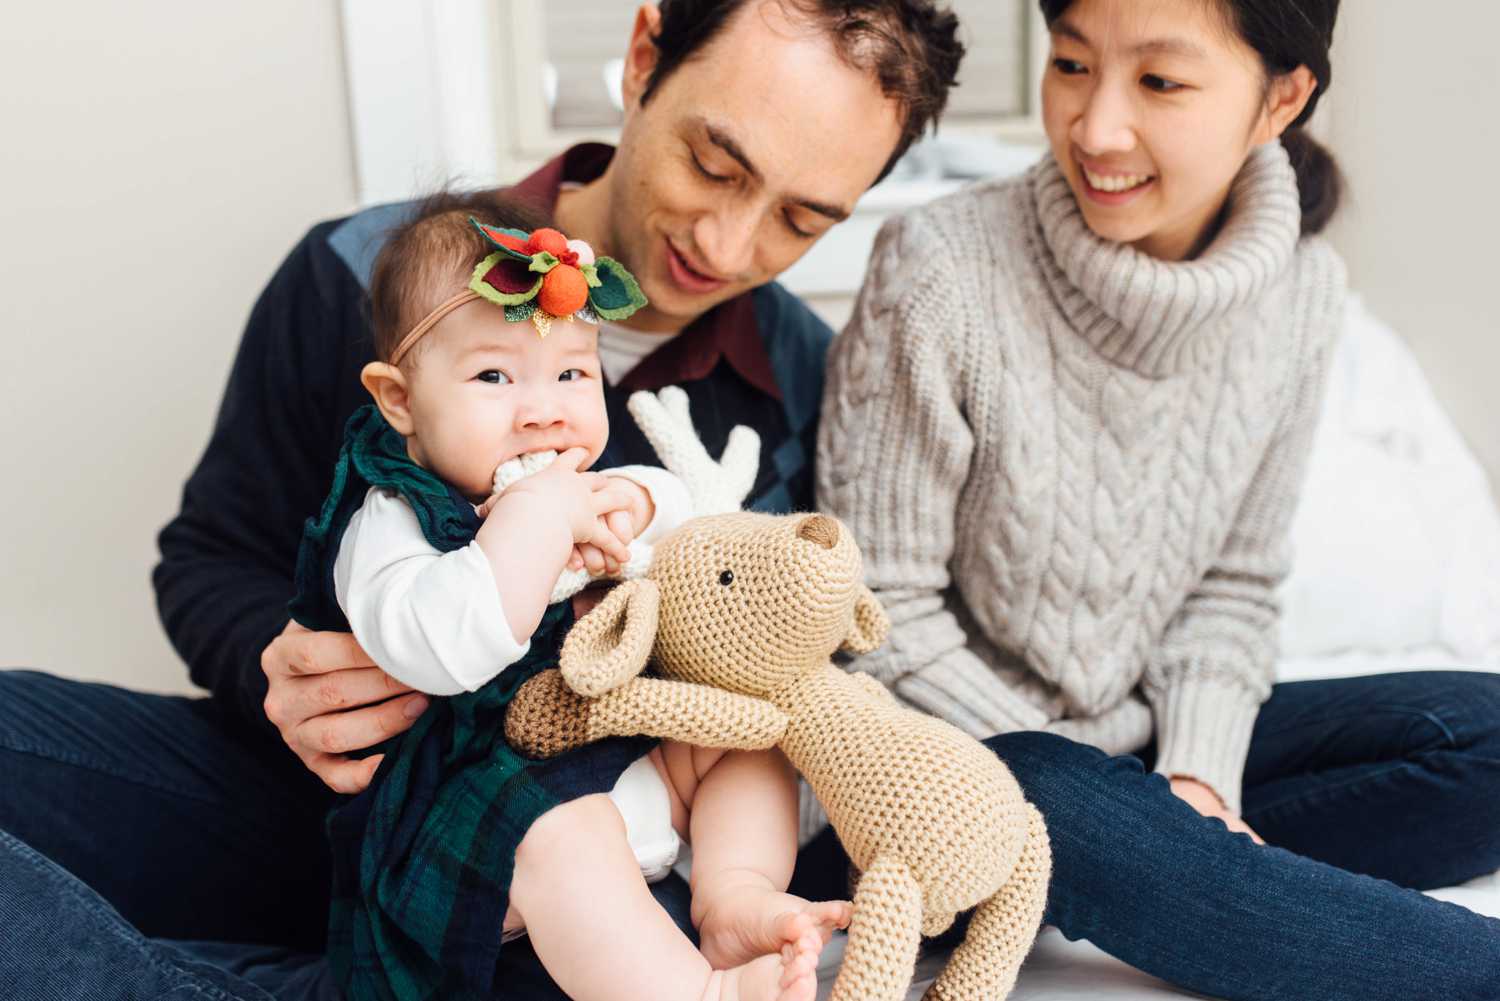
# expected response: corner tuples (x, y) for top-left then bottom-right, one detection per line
(817, 142), (1346, 812)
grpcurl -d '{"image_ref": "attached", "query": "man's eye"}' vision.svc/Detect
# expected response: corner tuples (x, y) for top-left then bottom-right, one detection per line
(782, 211), (814, 240)
(558, 369), (585, 382)
(691, 151), (731, 184)
(1142, 74), (1185, 93)
(476, 370), (510, 385)
(1052, 58), (1087, 75)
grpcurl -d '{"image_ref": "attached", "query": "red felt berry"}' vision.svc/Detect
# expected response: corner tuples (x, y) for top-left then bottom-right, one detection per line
(525, 228), (571, 259)
(538, 265), (589, 317)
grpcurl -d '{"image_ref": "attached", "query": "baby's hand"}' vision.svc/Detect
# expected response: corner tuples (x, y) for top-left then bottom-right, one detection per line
(496, 448), (634, 566)
(566, 477), (655, 576)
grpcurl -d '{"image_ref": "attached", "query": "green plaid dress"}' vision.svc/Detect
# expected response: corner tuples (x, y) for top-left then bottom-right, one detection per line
(290, 405), (653, 1001)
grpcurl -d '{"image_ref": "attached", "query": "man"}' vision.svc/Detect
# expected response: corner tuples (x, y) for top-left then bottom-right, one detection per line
(0, 2), (962, 998)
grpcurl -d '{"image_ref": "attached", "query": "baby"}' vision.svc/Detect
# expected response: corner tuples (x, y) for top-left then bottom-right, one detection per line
(288, 193), (849, 1001)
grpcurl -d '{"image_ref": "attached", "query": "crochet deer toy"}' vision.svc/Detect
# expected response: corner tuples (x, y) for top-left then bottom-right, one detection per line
(504, 388), (1051, 1001)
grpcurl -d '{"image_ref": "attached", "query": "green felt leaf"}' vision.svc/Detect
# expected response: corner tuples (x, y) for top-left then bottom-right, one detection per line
(588, 257), (648, 320)
(504, 302), (539, 323)
(580, 263), (603, 288)
(470, 253), (541, 306)
(528, 252), (560, 274)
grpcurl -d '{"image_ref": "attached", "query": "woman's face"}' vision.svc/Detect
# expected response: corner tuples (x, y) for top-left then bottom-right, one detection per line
(1041, 0), (1287, 261)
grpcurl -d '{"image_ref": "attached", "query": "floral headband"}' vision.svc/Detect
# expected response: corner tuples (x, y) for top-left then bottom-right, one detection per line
(388, 218), (648, 365)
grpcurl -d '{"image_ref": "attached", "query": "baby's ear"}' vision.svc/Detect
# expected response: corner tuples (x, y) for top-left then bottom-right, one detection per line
(360, 362), (415, 436)
(840, 585), (889, 656)
(561, 580), (661, 696)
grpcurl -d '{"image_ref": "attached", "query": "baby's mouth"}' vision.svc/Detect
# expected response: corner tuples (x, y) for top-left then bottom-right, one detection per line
(492, 449), (560, 494)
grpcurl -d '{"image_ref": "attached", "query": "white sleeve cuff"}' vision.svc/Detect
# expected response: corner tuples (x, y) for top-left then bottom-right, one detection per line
(604, 465), (695, 543)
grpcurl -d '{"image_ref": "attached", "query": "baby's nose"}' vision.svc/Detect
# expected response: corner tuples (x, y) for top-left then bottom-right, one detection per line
(796, 514), (840, 550)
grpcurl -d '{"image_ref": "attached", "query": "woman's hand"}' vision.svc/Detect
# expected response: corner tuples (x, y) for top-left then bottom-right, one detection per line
(1169, 776), (1265, 844)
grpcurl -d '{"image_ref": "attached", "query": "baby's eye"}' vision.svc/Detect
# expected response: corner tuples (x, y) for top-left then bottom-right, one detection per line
(558, 369), (585, 382)
(476, 370), (511, 385)
(1052, 58), (1087, 75)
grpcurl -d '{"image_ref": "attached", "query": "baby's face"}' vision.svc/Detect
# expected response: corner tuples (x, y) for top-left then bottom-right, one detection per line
(402, 302), (608, 500)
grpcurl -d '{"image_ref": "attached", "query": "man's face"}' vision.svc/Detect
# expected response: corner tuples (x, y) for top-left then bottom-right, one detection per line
(599, 1), (905, 331)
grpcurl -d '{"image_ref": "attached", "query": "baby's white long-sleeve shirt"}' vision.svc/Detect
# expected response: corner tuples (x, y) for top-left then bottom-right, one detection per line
(333, 465), (692, 695)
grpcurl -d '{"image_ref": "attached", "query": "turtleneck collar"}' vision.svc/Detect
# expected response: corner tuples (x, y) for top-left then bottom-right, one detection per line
(1030, 141), (1302, 378)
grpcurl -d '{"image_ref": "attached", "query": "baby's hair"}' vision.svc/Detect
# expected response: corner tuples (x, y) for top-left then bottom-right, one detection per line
(369, 190), (552, 364)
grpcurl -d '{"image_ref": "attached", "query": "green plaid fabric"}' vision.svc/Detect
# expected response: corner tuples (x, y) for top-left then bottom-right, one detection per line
(291, 406), (651, 1000)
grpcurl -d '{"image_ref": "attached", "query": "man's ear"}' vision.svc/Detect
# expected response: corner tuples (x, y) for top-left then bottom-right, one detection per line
(840, 585), (890, 656)
(361, 362), (416, 436)
(561, 580), (661, 696)
(619, 4), (664, 111)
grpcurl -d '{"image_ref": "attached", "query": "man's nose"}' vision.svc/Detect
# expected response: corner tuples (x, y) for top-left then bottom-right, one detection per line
(692, 203), (758, 280)
(1072, 82), (1137, 156)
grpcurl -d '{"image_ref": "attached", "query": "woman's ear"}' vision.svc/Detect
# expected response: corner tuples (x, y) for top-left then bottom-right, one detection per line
(561, 580), (661, 696)
(619, 4), (664, 111)
(1259, 65), (1319, 143)
(840, 585), (890, 656)
(361, 362), (416, 436)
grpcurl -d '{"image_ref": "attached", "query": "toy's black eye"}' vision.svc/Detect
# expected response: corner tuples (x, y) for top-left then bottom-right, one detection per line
(718, 570), (734, 586)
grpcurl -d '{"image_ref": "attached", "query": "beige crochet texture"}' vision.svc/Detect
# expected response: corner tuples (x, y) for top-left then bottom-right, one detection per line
(506, 511), (1051, 1001)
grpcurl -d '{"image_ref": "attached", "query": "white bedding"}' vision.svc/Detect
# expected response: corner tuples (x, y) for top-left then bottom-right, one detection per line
(815, 296), (1500, 998)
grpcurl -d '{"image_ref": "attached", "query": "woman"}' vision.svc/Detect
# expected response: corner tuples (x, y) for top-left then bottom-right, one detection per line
(814, 0), (1500, 997)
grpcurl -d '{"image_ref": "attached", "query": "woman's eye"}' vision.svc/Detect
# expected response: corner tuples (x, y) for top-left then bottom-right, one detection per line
(476, 370), (510, 385)
(1052, 58), (1087, 75)
(1142, 74), (1184, 93)
(691, 151), (731, 184)
(558, 368), (585, 382)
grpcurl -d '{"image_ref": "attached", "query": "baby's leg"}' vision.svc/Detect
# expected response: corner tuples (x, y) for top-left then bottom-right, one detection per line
(653, 744), (853, 971)
(508, 793), (818, 1001)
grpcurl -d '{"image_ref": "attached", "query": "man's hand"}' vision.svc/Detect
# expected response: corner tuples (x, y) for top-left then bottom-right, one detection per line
(261, 620), (430, 794)
(1169, 776), (1265, 844)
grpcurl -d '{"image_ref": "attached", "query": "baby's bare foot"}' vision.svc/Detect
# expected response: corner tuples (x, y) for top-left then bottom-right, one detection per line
(699, 886), (852, 971)
(705, 945), (819, 1001)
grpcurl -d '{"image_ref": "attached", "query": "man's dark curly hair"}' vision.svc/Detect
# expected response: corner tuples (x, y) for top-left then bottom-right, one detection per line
(640, 0), (965, 182)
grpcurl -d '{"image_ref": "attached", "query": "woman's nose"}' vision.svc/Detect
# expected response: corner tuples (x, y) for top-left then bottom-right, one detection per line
(1072, 83), (1137, 156)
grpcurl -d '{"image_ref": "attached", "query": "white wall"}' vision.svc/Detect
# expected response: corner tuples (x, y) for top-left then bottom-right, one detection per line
(1326, 3), (1500, 490)
(0, 3), (357, 694)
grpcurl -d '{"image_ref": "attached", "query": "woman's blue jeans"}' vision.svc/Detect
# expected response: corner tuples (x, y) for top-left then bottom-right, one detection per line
(2, 668), (1499, 1000)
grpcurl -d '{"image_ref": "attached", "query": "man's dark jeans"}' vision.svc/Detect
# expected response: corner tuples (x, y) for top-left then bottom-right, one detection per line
(3, 668), (1499, 1000)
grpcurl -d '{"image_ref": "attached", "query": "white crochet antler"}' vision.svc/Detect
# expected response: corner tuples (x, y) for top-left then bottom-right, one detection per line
(626, 386), (761, 516)
(492, 386), (761, 604)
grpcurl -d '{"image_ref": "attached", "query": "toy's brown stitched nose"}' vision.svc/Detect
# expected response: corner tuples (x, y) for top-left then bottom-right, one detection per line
(796, 514), (839, 550)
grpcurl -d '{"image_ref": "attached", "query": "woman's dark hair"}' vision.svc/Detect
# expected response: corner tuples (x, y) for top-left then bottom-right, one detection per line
(1038, 0), (1343, 234)
(641, 0), (965, 183)
(369, 191), (550, 363)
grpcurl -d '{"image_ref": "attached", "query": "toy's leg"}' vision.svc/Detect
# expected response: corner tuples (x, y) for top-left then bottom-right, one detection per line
(923, 804), (1051, 1001)
(829, 853), (924, 1001)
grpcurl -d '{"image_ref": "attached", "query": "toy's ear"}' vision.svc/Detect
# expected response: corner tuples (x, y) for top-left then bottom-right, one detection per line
(560, 580), (661, 696)
(840, 585), (889, 656)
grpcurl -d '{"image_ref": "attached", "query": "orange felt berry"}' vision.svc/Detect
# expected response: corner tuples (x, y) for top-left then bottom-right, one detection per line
(525, 228), (571, 259)
(539, 265), (590, 316)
